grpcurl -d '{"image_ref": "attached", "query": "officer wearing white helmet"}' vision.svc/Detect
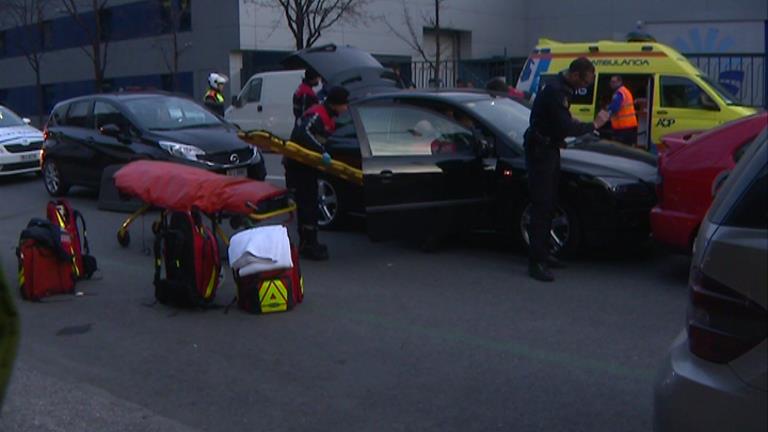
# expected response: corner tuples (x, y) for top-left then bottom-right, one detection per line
(204, 73), (228, 116)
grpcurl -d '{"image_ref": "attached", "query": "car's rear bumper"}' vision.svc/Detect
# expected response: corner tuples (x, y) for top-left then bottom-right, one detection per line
(650, 206), (699, 252)
(0, 152), (41, 176)
(654, 332), (768, 432)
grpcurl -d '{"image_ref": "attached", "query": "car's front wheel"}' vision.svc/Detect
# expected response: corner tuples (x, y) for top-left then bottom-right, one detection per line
(43, 159), (70, 197)
(516, 201), (581, 256)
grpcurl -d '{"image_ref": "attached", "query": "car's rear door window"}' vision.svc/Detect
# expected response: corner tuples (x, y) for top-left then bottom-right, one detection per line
(358, 105), (474, 157)
(66, 101), (92, 128)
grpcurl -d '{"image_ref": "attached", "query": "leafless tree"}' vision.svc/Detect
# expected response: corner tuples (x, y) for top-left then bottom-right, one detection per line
(385, 0), (446, 86)
(252, 0), (369, 50)
(155, 0), (192, 91)
(0, 0), (53, 120)
(59, 0), (111, 92)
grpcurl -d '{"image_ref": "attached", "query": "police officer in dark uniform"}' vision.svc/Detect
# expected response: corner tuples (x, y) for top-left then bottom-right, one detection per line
(286, 86), (350, 261)
(525, 57), (610, 282)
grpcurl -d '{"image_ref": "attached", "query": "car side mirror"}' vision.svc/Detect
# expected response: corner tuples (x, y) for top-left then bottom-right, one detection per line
(100, 124), (126, 141)
(22, 118), (32, 125)
(232, 95), (241, 108)
(701, 94), (720, 111)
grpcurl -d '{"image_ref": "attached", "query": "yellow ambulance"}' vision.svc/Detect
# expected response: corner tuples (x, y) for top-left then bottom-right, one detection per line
(515, 38), (757, 150)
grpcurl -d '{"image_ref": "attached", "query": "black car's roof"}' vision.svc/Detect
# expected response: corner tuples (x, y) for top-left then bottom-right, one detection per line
(53, 91), (190, 107)
(357, 89), (523, 105)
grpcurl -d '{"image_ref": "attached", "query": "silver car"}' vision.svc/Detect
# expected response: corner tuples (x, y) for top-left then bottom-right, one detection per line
(653, 131), (767, 431)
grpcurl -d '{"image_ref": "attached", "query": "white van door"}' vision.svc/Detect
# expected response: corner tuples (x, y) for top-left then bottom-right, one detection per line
(226, 77), (263, 131)
(259, 73), (302, 139)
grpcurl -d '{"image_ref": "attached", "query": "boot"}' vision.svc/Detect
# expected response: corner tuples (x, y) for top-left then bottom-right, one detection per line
(529, 262), (554, 282)
(299, 226), (329, 261)
(546, 255), (567, 269)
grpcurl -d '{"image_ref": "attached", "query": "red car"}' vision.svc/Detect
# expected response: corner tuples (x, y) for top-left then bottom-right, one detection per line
(651, 112), (767, 252)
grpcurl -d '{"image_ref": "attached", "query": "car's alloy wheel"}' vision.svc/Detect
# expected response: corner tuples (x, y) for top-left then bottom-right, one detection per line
(317, 178), (339, 228)
(520, 203), (573, 256)
(43, 159), (69, 197)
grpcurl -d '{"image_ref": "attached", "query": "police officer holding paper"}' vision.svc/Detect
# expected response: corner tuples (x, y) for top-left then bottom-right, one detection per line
(525, 57), (610, 282)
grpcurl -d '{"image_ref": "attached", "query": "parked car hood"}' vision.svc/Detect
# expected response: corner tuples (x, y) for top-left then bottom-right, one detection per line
(560, 148), (658, 184)
(0, 125), (43, 145)
(282, 44), (401, 98)
(148, 127), (248, 153)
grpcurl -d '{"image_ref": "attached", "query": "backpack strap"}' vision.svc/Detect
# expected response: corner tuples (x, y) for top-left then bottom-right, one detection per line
(73, 210), (90, 255)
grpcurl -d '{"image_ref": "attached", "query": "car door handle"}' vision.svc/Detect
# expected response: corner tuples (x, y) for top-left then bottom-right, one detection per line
(257, 105), (263, 112)
(379, 170), (394, 178)
(657, 110), (668, 115)
(578, 108), (590, 112)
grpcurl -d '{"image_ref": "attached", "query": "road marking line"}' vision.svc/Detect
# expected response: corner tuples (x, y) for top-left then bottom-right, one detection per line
(266, 175), (285, 181)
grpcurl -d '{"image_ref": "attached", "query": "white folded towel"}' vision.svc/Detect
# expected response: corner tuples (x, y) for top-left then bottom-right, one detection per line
(228, 226), (293, 277)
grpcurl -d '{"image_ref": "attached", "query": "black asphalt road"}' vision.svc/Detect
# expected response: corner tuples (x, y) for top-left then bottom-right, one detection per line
(0, 156), (690, 431)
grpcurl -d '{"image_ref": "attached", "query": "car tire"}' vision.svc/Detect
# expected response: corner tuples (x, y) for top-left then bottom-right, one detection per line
(317, 176), (346, 230)
(42, 158), (70, 197)
(514, 200), (582, 257)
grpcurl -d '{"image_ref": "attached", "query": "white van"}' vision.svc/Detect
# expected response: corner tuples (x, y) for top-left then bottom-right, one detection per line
(225, 70), (304, 139)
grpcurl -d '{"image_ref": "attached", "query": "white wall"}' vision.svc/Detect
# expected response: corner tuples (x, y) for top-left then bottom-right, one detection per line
(238, 0), (524, 59)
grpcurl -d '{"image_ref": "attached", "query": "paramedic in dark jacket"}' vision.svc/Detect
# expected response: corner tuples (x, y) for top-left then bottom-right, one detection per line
(292, 70), (321, 122)
(287, 86), (350, 261)
(524, 57), (610, 282)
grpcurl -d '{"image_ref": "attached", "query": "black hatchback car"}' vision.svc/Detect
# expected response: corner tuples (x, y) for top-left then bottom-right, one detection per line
(42, 93), (265, 196)
(312, 91), (658, 255)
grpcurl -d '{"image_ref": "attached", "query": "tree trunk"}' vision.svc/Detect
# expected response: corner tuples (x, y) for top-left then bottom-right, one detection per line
(34, 65), (45, 123)
(172, 29), (179, 91)
(434, 0), (440, 87)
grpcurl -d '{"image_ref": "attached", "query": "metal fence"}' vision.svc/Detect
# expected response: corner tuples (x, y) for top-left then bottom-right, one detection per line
(410, 58), (526, 89)
(685, 54), (766, 108)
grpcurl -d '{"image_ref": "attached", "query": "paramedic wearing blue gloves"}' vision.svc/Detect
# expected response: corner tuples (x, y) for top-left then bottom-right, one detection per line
(287, 86), (350, 261)
(607, 75), (639, 146)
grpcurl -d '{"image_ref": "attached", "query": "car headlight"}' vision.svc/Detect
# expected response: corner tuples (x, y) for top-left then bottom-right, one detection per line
(158, 141), (205, 161)
(596, 176), (647, 195)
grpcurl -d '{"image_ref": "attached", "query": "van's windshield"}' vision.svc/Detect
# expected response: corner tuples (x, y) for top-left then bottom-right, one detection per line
(698, 75), (741, 106)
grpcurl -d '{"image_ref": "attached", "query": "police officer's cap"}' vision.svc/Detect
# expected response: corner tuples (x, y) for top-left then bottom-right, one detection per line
(326, 86), (350, 105)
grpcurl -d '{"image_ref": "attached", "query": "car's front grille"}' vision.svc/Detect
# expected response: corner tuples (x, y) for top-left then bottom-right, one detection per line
(198, 148), (253, 165)
(3, 141), (43, 153)
(0, 161), (39, 172)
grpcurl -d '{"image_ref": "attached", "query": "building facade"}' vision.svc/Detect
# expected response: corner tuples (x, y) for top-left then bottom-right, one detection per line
(0, 0), (765, 121)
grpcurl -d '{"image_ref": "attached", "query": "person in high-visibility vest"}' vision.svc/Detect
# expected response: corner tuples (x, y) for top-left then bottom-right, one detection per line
(607, 75), (639, 146)
(203, 73), (228, 117)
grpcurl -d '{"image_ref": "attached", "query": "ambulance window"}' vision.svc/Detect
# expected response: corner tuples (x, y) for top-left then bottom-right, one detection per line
(538, 74), (593, 105)
(660, 76), (715, 110)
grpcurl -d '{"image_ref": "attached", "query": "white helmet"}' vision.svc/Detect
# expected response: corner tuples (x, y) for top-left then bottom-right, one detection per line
(208, 73), (228, 88)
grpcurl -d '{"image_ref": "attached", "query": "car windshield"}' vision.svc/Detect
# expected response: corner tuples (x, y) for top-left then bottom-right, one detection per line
(124, 97), (222, 131)
(698, 75), (740, 106)
(0, 107), (26, 128)
(464, 97), (530, 148)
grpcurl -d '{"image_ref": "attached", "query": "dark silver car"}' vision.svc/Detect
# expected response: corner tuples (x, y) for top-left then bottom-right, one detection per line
(654, 131), (767, 431)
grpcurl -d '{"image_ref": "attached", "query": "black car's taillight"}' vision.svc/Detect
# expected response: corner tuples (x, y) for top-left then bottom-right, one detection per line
(687, 266), (768, 364)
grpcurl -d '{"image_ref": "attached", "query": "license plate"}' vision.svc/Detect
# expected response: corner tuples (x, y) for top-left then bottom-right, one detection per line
(227, 168), (248, 177)
(20, 153), (39, 161)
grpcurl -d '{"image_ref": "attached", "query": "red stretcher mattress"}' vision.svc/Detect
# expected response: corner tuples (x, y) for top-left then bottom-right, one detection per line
(114, 161), (286, 214)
